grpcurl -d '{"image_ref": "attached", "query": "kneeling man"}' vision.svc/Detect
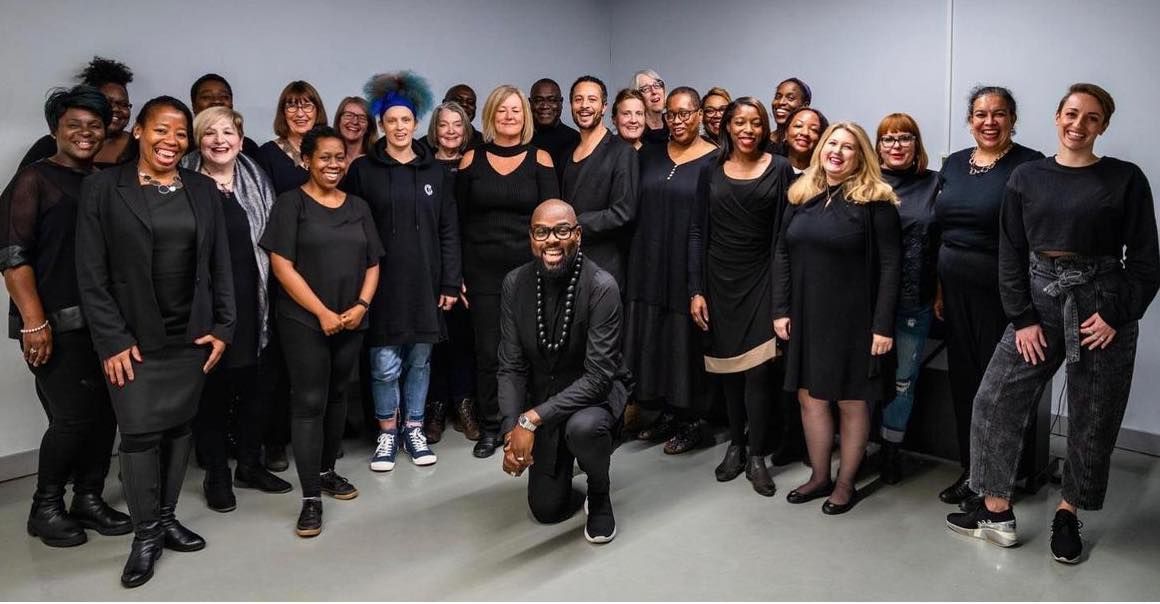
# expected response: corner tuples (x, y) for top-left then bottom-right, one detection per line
(499, 199), (629, 544)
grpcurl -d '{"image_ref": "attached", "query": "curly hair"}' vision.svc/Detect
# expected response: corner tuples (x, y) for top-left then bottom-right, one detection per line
(77, 56), (133, 88)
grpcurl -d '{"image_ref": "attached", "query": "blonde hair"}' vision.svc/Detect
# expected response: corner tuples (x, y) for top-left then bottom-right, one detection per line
(481, 85), (534, 144)
(788, 121), (898, 205)
(193, 105), (244, 142)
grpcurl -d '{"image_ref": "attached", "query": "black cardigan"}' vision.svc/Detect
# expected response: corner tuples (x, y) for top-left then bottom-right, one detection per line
(76, 163), (236, 359)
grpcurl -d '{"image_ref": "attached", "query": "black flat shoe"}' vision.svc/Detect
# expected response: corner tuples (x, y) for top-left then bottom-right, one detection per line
(822, 491), (860, 515)
(939, 470), (975, 504)
(745, 456), (777, 497)
(235, 464), (293, 494)
(473, 435), (499, 459)
(296, 499), (323, 538)
(786, 482), (834, 504)
(715, 445), (746, 482)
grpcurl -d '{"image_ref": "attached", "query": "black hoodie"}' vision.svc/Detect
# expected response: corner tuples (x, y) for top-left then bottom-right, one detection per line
(341, 138), (461, 346)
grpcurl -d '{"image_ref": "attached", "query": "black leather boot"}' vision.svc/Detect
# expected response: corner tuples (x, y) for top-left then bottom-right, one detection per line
(714, 444), (746, 482)
(160, 433), (205, 552)
(202, 468), (236, 513)
(745, 455), (777, 497)
(27, 484), (87, 547)
(424, 400), (447, 444)
(119, 448), (164, 589)
(939, 469), (976, 504)
(880, 442), (903, 485)
(70, 491), (131, 536)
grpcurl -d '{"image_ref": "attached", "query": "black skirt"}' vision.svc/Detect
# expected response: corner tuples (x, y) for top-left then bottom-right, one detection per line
(108, 345), (208, 434)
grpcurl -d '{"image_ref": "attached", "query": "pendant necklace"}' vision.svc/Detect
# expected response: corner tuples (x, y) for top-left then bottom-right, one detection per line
(140, 172), (183, 194)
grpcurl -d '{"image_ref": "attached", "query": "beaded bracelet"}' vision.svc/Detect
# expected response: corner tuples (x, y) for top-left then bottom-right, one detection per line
(19, 320), (50, 334)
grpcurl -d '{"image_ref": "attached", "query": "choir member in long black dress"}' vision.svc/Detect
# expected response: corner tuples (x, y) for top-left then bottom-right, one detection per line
(624, 87), (718, 454)
(456, 85), (559, 458)
(689, 97), (793, 495)
(773, 121), (901, 515)
(20, 57), (136, 170)
(2, 86), (130, 548)
(933, 86), (1043, 505)
(768, 77), (812, 154)
(76, 96), (235, 588)
(632, 70), (669, 145)
(561, 76), (639, 288)
(612, 88), (647, 150)
(424, 101), (481, 443)
(530, 78), (580, 182)
(947, 83), (1159, 564)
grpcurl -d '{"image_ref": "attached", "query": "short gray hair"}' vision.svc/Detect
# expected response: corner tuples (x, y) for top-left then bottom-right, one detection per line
(632, 69), (663, 90)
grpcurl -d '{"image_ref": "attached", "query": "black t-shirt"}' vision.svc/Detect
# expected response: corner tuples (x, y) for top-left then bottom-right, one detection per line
(260, 188), (384, 332)
(935, 143), (1043, 253)
(0, 160), (91, 336)
(145, 186), (197, 341)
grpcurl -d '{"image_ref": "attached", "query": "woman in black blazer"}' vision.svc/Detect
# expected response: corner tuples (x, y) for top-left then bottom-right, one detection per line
(76, 96), (235, 589)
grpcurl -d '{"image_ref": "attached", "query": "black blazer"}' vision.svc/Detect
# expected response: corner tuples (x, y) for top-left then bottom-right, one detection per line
(76, 163), (236, 359)
(561, 130), (639, 285)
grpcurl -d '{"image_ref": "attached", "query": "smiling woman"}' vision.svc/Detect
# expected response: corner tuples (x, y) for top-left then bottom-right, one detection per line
(256, 81), (329, 195)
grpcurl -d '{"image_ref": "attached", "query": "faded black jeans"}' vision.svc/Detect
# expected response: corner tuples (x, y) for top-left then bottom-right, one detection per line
(970, 255), (1137, 510)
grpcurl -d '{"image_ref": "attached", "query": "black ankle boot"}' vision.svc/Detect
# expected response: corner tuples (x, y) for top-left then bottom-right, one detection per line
(160, 433), (205, 552)
(118, 448), (163, 588)
(70, 492), (131, 536)
(939, 469), (976, 504)
(27, 484), (87, 547)
(745, 456), (777, 497)
(202, 469), (236, 513)
(880, 442), (902, 485)
(715, 445), (746, 482)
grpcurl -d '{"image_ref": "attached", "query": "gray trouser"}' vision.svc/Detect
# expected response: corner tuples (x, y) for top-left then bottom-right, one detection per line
(969, 255), (1138, 510)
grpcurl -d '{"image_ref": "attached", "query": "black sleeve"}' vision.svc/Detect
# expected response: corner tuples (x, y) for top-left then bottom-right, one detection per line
(338, 158), (363, 198)
(207, 188), (237, 344)
(258, 192), (300, 262)
(438, 169), (462, 296)
(75, 175), (136, 359)
(577, 145), (639, 238)
(455, 158), (472, 232)
(0, 167), (42, 271)
(497, 269), (529, 436)
(769, 160), (794, 319)
(18, 136), (56, 170)
(536, 160), (560, 201)
(772, 203), (795, 320)
(871, 202), (902, 336)
(532, 271), (622, 427)
(1105, 165), (1160, 328)
(998, 173), (1038, 328)
(357, 198), (385, 266)
(687, 165), (711, 298)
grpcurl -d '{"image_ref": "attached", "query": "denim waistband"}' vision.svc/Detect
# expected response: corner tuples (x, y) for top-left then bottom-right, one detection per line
(1029, 254), (1120, 364)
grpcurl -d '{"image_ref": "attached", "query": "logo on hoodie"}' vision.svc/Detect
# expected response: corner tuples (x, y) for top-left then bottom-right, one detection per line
(424, 184), (433, 196)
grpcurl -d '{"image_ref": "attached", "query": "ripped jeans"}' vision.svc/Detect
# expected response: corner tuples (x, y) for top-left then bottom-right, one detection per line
(880, 305), (933, 443)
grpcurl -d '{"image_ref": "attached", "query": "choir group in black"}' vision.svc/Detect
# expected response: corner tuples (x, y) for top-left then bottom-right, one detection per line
(2, 56), (1157, 588)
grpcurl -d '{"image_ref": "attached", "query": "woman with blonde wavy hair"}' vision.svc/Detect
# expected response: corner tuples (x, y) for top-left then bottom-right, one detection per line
(772, 121), (901, 514)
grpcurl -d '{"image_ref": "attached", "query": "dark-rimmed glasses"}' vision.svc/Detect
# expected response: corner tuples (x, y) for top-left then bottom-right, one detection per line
(530, 224), (579, 241)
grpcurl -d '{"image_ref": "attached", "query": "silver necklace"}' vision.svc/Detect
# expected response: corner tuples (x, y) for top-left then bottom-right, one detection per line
(968, 144), (1012, 176)
(140, 172), (183, 194)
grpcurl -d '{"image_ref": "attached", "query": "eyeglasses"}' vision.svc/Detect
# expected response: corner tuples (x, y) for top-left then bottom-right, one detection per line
(340, 111), (369, 125)
(880, 134), (916, 147)
(530, 96), (563, 105)
(663, 109), (700, 123)
(530, 224), (579, 241)
(284, 99), (316, 114)
(637, 81), (665, 94)
(703, 106), (728, 117)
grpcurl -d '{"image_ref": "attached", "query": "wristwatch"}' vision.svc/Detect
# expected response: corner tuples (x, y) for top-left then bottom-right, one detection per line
(517, 413), (538, 432)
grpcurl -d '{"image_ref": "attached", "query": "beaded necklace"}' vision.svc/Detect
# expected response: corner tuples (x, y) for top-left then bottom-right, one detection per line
(536, 251), (583, 353)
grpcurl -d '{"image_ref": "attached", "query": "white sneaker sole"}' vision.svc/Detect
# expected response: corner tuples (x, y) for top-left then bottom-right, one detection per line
(1052, 552), (1081, 564)
(408, 452), (437, 466)
(946, 521), (1018, 548)
(583, 497), (616, 544)
(369, 460), (395, 472)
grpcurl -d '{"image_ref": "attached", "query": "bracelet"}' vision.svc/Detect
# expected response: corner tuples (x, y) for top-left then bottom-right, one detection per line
(355, 299), (370, 309)
(20, 320), (50, 334)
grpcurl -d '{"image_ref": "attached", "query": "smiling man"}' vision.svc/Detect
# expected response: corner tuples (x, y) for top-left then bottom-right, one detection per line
(497, 199), (629, 543)
(529, 78), (580, 182)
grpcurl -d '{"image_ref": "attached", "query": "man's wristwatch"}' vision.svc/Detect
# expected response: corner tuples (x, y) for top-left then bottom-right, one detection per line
(517, 413), (537, 432)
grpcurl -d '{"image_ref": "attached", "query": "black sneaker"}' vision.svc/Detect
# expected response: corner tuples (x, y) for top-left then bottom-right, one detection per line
(946, 504), (1018, 547)
(296, 499), (322, 538)
(319, 470), (358, 500)
(584, 493), (616, 544)
(1050, 509), (1083, 564)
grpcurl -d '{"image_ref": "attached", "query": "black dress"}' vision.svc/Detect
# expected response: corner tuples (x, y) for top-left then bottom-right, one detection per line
(623, 143), (718, 410)
(689, 157), (793, 373)
(774, 191), (901, 401)
(218, 192), (261, 368)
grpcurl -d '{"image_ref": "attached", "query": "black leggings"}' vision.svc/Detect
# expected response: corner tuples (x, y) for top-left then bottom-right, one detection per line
(721, 361), (775, 454)
(279, 318), (363, 498)
(194, 356), (272, 472)
(29, 330), (117, 494)
(470, 293), (502, 435)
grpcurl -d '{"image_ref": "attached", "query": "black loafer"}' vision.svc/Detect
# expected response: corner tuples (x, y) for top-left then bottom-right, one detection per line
(472, 435), (499, 459)
(786, 482), (834, 504)
(822, 491), (860, 515)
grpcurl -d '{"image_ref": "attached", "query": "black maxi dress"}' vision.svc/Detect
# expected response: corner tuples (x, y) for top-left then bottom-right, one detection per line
(773, 190), (902, 402)
(623, 143), (718, 411)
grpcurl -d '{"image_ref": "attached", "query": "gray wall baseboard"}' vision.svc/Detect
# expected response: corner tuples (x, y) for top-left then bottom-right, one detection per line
(0, 449), (39, 484)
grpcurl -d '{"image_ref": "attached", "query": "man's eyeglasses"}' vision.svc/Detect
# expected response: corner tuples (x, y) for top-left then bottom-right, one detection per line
(637, 81), (665, 94)
(530, 224), (579, 241)
(880, 134), (916, 147)
(663, 109), (700, 123)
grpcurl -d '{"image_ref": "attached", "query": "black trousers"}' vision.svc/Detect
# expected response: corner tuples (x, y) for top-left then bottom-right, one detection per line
(27, 330), (117, 494)
(262, 329), (292, 451)
(720, 361), (774, 454)
(194, 355), (272, 473)
(428, 304), (476, 405)
(527, 406), (615, 524)
(279, 318), (363, 498)
(470, 294), (502, 435)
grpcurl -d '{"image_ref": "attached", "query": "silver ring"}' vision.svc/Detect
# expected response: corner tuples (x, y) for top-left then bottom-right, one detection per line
(28, 348), (37, 353)
(516, 457), (525, 461)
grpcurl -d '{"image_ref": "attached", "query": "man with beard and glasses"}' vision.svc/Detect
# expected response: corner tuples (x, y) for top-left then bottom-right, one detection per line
(560, 76), (639, 288)
(530, 78), (580, 183)
(498, 200), (629, 544)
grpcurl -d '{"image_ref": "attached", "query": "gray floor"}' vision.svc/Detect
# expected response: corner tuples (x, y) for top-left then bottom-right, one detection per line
(1, 431), (1158, 601)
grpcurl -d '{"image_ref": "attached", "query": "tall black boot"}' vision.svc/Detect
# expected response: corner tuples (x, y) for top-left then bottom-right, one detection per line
(119, 448), (164, 589)
(27, 483), (87, 547)
(160, 432), (205, 552)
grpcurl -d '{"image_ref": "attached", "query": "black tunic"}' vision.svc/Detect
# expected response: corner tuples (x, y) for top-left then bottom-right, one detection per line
(145, 186), (197, 343)
(219, 192), (261, 367)
(623, 143), (718, 409)
(689, 157), (793, 373)
(773, 192), (902, 401)
(259, 189), (384, 332)
(883, 168), (942, 310)
(255, 140), (309, 196)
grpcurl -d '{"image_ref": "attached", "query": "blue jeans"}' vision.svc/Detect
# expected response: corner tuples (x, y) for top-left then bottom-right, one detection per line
(369, 344), (434, 425)
(880, 305), (933, 443)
